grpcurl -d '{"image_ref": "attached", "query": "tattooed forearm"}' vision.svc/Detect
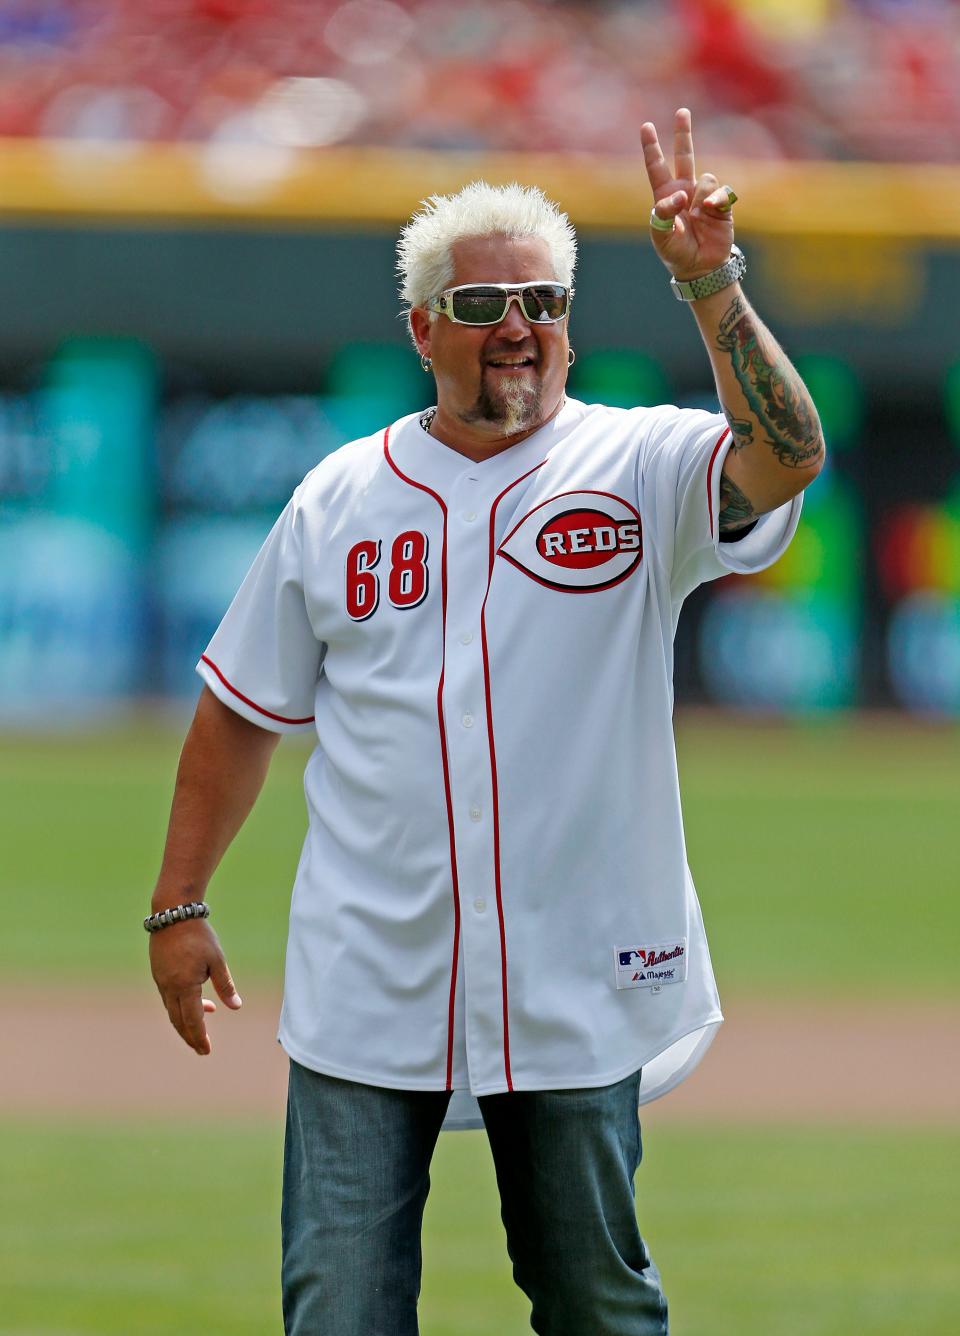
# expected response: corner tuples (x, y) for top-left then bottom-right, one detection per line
(717, 298), (822, 468)
(718, 472), (757, 533)
(721, 401), (754, 451)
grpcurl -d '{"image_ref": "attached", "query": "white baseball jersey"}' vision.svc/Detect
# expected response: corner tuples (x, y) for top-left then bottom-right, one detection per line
(199, 398), (800, 1129)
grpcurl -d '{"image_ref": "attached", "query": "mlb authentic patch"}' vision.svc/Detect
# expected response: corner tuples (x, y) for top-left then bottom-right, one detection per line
(614, 940), (688, 991)
(499, 490), (643, 592)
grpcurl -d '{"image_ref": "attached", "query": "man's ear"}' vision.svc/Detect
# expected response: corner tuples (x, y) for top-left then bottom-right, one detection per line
(409, 307), (433, 359)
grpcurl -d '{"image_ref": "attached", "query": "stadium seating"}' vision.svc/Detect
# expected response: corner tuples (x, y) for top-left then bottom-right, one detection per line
(0, 0), (956, 163)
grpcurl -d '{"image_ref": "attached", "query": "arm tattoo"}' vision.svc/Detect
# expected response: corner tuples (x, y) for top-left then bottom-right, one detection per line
(721, 401), (754, 451)
(717, 298), (822, 468)
(718, 471), (757, 533)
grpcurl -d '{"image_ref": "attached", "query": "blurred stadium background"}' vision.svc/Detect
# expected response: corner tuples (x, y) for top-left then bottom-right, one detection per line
(1, 2), (958, 1334)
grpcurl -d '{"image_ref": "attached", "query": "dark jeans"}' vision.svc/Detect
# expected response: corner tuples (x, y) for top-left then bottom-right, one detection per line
(282, 1060), (668, 1336)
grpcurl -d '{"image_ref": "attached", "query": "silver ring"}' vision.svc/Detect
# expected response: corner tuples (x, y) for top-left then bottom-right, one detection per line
(649, 208), (675, 233)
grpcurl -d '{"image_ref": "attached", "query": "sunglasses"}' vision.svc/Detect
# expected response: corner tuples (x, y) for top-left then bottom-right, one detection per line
(427, 281), (570, 326)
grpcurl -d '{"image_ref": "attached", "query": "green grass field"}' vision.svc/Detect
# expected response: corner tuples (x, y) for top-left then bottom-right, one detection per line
(1, 1120), (956, 1336)
(2, 713), (957, 1334)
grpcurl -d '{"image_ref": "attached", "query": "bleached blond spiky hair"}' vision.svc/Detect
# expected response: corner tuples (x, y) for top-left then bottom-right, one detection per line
(397, 181), (577, 313)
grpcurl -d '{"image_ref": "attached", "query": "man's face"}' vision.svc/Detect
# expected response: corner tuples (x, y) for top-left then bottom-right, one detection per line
(412, 235), (570, 441)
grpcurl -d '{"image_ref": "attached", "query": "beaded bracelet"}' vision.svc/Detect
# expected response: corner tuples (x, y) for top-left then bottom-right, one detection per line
(143, 901), (210, 933)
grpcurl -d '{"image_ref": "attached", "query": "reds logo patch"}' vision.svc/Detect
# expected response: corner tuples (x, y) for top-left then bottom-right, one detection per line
(499, 491), (643, 592)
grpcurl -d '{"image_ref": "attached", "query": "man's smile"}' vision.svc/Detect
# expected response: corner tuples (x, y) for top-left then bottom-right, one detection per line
(484, 348), (539, 371)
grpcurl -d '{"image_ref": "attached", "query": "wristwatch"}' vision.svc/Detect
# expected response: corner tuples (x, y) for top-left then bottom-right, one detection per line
(670, 245), (746, 302)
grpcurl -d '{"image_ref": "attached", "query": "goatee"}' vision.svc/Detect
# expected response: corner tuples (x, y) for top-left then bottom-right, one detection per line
(461, 376), (542, 436)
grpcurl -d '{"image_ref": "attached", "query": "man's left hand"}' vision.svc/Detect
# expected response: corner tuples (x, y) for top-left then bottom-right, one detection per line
(641, 108), (737, 281)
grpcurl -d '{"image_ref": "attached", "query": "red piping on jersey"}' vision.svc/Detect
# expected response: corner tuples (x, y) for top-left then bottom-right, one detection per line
(706, 427), (731, 538)
(199, 655), (315, 725)
(479, 458), (547, 1092)
(383, 427), (461, 1091)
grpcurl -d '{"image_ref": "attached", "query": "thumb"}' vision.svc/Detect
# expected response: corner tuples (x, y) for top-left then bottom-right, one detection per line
(210, 955), (243, 1010)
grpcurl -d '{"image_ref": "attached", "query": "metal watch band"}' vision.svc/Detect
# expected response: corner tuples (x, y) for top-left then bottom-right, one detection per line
(670, 244), (746, 302)
(144, 900), (210, 933)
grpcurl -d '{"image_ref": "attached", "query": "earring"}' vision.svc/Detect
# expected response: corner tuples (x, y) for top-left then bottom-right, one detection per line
(420, 354), (433, 372)
(567, 348), (576, 366)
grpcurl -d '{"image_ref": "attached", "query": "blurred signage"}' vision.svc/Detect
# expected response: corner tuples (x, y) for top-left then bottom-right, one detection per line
(877, 494), (960, 715)
(0, 514), (143, 718)
(0, 392), (51, 507)
(698, 462), (861, 713)
(888, 594), (960, 715)
(154, 391), (354, 699)
(159, 394), (344, 515)
(0, 341), (154, 723)
(692, 355), (864, 714)
(155, 515), (276, 698)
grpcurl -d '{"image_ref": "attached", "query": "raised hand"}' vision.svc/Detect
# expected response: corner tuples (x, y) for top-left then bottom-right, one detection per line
(641, 108), (737, 280)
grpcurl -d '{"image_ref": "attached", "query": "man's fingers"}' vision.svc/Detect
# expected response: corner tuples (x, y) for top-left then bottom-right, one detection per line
(178, 989), (212, 1055)
(159, 983), (210, 1055)
(163, 996), (183, 1039)
(649, 191), (689, 241)
(640, 122), (673, 195)
(162, 991), (217, 1049)
(652, 190), (688, 219)
(150, 923), (227, 1053)
(673, 108), (695, 187)
(209, 956), (243, 1010)
(703, 184), (738, 215)
(690, 175), (737, 221)
(162, 994), (206, 1054)
(689, 173), (719, 214)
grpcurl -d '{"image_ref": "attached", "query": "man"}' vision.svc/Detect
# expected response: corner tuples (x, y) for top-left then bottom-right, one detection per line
(148, 109), (823, 1335)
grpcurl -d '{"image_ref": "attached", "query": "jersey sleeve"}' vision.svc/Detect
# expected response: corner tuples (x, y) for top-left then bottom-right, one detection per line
(639, 405), (802, 604)
(196, 493), (324, 734)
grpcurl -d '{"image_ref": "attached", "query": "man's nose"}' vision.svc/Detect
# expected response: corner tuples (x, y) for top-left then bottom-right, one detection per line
(495, 294), (533, 335)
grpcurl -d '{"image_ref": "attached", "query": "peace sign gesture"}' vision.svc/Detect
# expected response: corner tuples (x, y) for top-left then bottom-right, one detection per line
(641, 108), (737, 280)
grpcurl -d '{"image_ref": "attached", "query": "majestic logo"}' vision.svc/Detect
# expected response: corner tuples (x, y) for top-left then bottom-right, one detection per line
(499, 491), (643, 592)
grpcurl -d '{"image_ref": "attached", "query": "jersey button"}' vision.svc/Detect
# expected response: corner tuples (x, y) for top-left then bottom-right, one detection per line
(469, 806), (482, 821)
(461, 713), (474, 728)
(463, 510), (477, 522)
(473, 898), (486, 913)
(459, 631), (474, 645)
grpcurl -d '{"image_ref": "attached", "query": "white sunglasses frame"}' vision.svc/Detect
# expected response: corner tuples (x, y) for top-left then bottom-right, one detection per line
(426, 281), (571, 326)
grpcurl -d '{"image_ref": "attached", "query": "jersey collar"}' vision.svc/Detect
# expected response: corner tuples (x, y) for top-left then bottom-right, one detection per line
(385, 398), (588, 500)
